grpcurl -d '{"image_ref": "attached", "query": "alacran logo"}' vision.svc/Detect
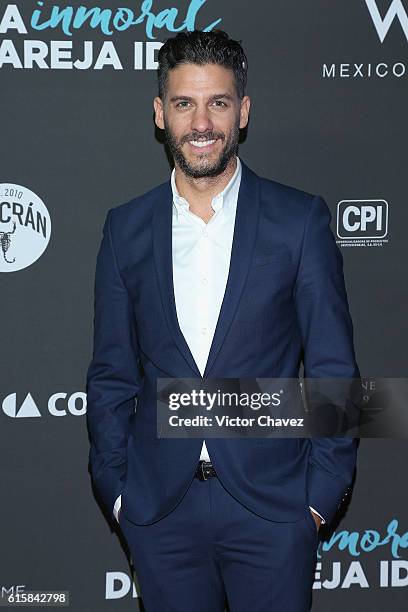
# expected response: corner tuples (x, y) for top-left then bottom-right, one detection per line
(0, 183), (51, 273)
(365, 0), (408, 42)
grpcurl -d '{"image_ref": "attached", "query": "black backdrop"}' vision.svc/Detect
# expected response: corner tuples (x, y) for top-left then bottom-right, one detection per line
(1, 1), (407, 610)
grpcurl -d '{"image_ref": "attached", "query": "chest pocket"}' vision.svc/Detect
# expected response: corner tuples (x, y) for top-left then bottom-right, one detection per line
(249, 251), (294, 277)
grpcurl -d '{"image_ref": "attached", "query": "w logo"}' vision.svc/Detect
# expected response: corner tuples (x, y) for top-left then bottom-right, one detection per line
(365, 0), (408, 42)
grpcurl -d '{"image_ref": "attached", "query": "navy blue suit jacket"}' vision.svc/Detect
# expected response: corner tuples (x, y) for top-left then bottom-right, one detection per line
(86, 160), (359, 526)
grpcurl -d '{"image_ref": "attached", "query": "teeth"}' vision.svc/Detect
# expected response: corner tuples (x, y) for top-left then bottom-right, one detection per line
(190, 140), (216, 148)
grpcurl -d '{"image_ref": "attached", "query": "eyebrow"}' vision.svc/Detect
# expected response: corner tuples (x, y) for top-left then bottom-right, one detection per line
(169, 94), (235, 103)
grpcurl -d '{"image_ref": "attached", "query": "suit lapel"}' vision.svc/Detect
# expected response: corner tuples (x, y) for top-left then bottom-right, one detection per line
(152, 180), (202, 377)
(152, 160), (260, 378)
(203, 161), (260, 376)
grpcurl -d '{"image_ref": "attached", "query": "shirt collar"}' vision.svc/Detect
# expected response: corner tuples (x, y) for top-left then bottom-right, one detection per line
(171, 156), (242, 220)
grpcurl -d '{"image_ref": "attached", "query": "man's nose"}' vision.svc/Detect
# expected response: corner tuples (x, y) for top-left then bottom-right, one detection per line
(190, 106), (214, 133)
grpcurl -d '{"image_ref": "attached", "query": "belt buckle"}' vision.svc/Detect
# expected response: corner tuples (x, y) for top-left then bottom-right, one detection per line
(200, 460), (212, 480)
(200, 461), (208, 481)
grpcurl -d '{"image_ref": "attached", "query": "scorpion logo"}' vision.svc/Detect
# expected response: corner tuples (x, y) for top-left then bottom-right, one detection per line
(0, 221), (16, 263)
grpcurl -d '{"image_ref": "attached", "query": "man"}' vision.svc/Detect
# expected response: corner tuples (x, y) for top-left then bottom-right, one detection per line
(86, 29), (359, 612)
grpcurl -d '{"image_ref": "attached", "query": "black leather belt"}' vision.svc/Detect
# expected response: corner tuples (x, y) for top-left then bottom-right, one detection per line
(195, 460), (217, 480)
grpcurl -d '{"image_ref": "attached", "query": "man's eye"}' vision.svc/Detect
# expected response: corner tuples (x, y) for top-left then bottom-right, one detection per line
(176, 101), (190, 108)
(213, 100), (227, 107)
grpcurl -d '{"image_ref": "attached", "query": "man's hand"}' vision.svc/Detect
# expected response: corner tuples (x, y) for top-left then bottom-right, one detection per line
(310, 509), (322, 530)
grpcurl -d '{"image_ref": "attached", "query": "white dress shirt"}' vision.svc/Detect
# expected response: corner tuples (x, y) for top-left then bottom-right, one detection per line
(113, 156), (324, 525)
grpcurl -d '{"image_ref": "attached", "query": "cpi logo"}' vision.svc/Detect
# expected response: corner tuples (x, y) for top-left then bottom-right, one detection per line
(365, 0), (408, 43)
(337, 200), (388, 239)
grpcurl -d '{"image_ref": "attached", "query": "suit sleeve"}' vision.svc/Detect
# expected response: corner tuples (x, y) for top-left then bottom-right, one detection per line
(86, 209), (143, 518)
(294, 194), (360, 525)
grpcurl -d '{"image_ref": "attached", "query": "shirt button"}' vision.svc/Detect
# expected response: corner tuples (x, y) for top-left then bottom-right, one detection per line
(202, 229), (208, 237)
(201, 277), (208, 285)
(201, 327), (207, 335)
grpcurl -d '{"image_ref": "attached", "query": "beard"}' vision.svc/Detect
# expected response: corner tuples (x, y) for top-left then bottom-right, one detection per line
(163, 116), (240, 179)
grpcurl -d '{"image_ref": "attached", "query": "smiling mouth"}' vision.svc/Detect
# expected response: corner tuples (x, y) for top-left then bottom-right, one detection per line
(187, 138), (218, 151)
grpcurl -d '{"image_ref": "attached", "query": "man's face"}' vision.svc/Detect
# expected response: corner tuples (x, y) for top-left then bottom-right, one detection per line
(154, 63), (250, 178)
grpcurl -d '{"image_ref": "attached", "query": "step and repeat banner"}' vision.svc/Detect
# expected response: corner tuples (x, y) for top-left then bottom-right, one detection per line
(1, 1), (407, 610)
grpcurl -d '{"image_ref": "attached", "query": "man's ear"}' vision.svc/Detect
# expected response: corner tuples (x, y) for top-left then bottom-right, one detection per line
(239, 95), (250, 129)
(153, 96), (164, 130)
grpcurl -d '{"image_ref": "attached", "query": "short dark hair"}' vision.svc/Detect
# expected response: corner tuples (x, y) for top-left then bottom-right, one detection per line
(157, 29), (248, 100)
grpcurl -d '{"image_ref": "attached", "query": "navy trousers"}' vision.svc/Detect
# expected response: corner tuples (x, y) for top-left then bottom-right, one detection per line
(120, 474), (318, 612)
